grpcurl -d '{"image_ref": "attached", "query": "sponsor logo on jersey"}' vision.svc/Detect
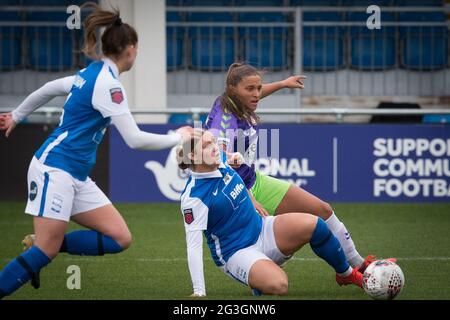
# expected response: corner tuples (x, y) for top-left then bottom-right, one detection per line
(110, 87), (124, 104)
(230, 183), (244, 200)
(73, 75), (86, 89)
(29, 181), (38, 201)
(223, 173), (232, 185)
(51, 194), (63, 214)
(184, 208), (194, 224)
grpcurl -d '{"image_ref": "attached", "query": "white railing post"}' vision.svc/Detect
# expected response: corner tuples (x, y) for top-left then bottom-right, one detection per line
(294, 6), (303, 122)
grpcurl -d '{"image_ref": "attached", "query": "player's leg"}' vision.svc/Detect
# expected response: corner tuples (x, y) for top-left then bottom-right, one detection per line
(62, 204), (132, 255)
(248, 260), (288, 295)
(271, 213), (363, 288)
(58, 176), (131, 256)
(0, 217), (66, 298)
(224, 245), (289, 296)
(274, 185), (365, 268)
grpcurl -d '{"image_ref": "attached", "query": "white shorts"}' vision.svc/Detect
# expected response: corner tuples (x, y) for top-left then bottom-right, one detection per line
(220, 216), (291, 286)
(25, 157), (111, 222)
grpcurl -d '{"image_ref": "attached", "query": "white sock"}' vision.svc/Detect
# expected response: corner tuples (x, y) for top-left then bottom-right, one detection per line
(325, 212), (365, 268)
(337, 266), (353, 277)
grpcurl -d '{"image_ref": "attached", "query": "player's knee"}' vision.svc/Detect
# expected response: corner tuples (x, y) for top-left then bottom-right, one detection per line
(266, 277), (288, 296)
(112, 230), (132, 250)
(318, 201), (333, 219)
(119, 231), (133, 250)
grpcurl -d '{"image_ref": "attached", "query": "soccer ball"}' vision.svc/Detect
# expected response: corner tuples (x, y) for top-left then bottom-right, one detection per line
(363, 259), (405, 300)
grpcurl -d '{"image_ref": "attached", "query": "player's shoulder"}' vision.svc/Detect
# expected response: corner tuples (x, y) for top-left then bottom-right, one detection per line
(96, 63), (122, 88)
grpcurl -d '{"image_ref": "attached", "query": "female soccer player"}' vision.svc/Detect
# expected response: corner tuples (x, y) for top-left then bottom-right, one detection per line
(177, 130), (363, 297)
(204, 63), (385, 273)
(0, 5), (191, 299)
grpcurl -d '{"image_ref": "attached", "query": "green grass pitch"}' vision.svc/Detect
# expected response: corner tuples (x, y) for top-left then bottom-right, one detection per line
(0, 202), (449, 300)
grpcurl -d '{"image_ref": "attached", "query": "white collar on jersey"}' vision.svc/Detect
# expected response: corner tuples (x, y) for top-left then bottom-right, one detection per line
(102, 57), (119, 78)
(189, 163), (226, 179)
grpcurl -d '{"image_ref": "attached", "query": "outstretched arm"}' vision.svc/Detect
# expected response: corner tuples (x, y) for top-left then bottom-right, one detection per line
(111, 113), (193, 150)
(0, 76), (75, 137)
(260, 75), (306, 99)
(186, 230), (206, 297)
(12, 76), (75, 123)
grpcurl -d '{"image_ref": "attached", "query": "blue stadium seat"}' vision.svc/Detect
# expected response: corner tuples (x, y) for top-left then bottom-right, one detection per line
(348, 12), (396, 70)
(25, 11), (74, 71)
(302, 12), (345, 70)
(399, 12), (448, 70)
(188, 12), (235, 70)
(167, 12), (184, 70)
(184, 0), (235, 5)
(0, 12), (22, 70)
(21, 0), (91, 5)
(239, 12), (290, 69)
(237, 0), (283, 5)
(168, 114), (207, 124)
(422, 114), (450, 124)
(290, 0), (343, 5)
(393, 0), (443, 6)
(342, 0), (391, 5)
(27, 27), (74, 71)
(0, 27), (22, 71)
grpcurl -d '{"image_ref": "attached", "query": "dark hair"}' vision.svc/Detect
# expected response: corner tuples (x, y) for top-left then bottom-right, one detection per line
(81, 2), (138, 60)
(220, 62), (261, 125)
(176, 130), (205, 170)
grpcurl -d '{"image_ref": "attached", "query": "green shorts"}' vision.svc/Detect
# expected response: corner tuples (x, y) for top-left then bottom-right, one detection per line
(250, 171), (291, 216)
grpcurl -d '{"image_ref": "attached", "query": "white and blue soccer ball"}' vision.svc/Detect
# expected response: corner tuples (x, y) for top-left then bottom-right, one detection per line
(363, 259), (405, 300)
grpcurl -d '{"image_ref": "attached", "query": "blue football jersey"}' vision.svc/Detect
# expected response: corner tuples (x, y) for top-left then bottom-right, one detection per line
(34, 58), (130, 181)
(180, 163), (263, 266)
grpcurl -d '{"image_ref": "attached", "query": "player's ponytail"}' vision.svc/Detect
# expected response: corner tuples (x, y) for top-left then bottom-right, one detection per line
(221, 63), (261, 125)
(82, 2), (138, 60)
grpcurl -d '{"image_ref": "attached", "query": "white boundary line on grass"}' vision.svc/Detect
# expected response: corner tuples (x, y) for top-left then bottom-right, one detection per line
(2, 257), (450, 263)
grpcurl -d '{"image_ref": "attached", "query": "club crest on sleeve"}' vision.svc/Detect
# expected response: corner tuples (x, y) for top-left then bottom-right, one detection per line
(184, 208), (194, 224)
(110, 87), (124, 104)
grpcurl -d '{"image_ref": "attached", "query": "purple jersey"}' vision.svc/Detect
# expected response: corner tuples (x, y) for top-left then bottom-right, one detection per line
(204, 96), (258, 189)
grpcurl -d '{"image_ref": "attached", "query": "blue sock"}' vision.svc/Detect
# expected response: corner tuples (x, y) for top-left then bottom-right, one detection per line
(0, 246), (50, 297)
(59, 230), (123, 256)
(310, 218), (350, 274)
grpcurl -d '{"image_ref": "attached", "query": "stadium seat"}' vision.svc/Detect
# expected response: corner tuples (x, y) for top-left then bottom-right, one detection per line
(168, 113), (207, 124)
(302, 12), (345, 70)
(237, 0), (283, 5)
(342, 0), (391, 5)
(20, 0), (91, 5)
(348, 12), (396, 70)
(392, 0), (443, 6)
(167, 12), (184, 70)
(290, 0), (343, 5)
(188, 12), (235, 70)
(27, 27), (74, 71)
(422, 114), (450, 124)
(399, 12), (448, 70)
(183, 0), (235, 5)
(0, 12), (22, 70)
(239, 12), (290, 69)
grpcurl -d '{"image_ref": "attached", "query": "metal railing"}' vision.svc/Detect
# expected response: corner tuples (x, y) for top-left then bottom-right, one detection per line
(166, 5), (450, 98)
(1, 106), (449, 124)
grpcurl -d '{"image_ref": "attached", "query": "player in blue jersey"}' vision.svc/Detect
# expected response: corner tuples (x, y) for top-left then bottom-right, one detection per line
(0, 5), (192, 299)
(205, 63), (396, 275)
(177, 130), (363, 297)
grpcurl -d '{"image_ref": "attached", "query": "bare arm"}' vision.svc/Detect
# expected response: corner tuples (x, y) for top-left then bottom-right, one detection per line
(260, 75), (306, 99)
